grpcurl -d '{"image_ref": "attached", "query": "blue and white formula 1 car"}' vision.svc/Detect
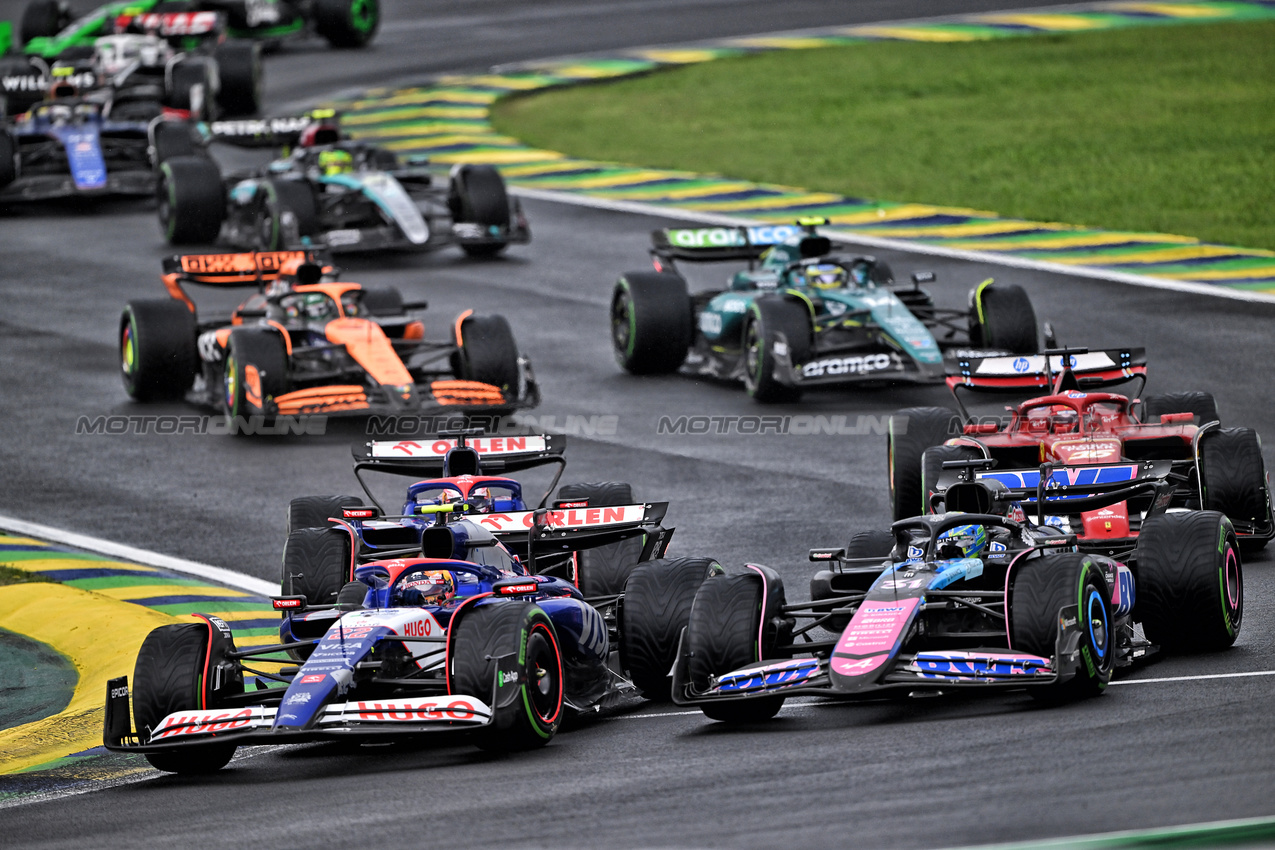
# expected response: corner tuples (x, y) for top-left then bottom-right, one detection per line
(671, 471), (1243, 722)
(104, 451), (717, 772)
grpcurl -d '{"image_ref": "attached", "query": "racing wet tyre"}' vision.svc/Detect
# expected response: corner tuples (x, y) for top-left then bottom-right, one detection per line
(457, 314), (520, 395)
(922, 444), (985, 514)
(120, 299), (198, 401)
(335, 580), (367, 610)
(1141, 391), (1219, 426)
(314, 0), (381, 48)
(449, 602), (563, 750)
(281, 527), (352, 606)
(887, 407), (963, 521)
(1009, 553), (1112, 701)
(287, 495), (362, 535)
(223, 329), (289, 424)
(151, 121), (197, 165)
(969, 281), (1037, 354)
(213, 41), (262, 116)
(132, 623), (239, 773)
(555, 482), (642, 597)
(158, 156), (225, 244)
(449, 164), (511, 256)
(619, 557), (719, 700)
(1135, 511), (1242, 652)
(1201, 429), (1270, 553)
(611, 271), (692, 375)
(685, 571), (787, 722)
(743, 296), (811, 403)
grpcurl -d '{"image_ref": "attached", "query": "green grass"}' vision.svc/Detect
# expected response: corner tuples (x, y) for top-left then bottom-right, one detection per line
(0, 564), (52, 586)
(493, 22), (1275, 250)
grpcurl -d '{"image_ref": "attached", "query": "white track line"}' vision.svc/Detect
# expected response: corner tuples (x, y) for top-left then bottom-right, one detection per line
(0, 513), (276, 597)
(512, 176), (1275, 307)
(1110, 669), (1275, 686)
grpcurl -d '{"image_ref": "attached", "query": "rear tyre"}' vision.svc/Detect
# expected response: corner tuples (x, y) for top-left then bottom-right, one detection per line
(120, 299), (198, 401)
(132, 624), (238, 773)
(743, 296), (811, 403)
(686, 572), (787, 722)
(158, 157), (225, 245)
(449, 164), (511, 256)
(1009, 553), (1112, 701)
(1141, 391), (1220, 426)
(811, 530), (895, 633)
(619, 557), (719, 701)
(1201, 428), (1270, 553)
(457, 314), (519, 394)
(0, 131), (15, 188)
(969, 281), (1037, 354)
(611, 271), (691, 375)
(152, 122), (197, 166)
(554, 482), (641, 597)
(223, 329), (289, 423)
(921, 444), (984, 514)
(19, 0), (65, 44)
(313, 0), (380, 48)
(887, 407), (963, 521)
(258, 179), (319, 250)
(359, 286), (404, 317)
(335, 580), (367, 610)
(213, 41), (262, 116)
(281, 527), (352, 605)
(1135, 512), (1242, 652)
(287, 495), (362, 535)
(449, 602), (562, 750)
(168, 59), (216, 119)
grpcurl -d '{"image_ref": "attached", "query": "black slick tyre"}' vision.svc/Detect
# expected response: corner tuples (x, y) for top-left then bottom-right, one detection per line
(223, 329), (289, 423)
(212, 41), (262, 116)
(1009, 553), (1112, 701)
(686, 572), (786, 722)
(20, 0), (64, 44)
(132, 623), (238, 773)
(120, 299), (198, 401)
(1135, 512), (1242, 652)
(313, 0), (380, 48)
(287, 495), (362, 535)
(158, 156), (224, 244)
(1141, 391), (1219, 426)
(281, 527), (352, 605)
(611, 271), (691, 375)
(151, 122), (196, 166)
(449, 164), (510, 256)
(555, 482), (640, 597)
(619, 557), (719, 701)
(887, 407), (963, 521)
(457, 314), (519, 394)
(969, 281), (1037, 354)
(0, 130), (16, 188)
(258, 179), (319, 249)
(448, 602), (563, 750)
(743, 296), (811, 403)
(922, 444), (984, 514)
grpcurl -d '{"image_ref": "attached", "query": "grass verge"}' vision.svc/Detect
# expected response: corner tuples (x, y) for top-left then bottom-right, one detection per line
(493, 21), (1275, 250)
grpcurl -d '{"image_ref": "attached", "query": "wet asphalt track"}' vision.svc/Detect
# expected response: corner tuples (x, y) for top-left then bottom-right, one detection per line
(1, 2), (1274, 848)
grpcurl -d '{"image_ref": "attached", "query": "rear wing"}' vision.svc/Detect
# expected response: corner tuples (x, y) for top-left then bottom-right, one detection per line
(353, 434), (567, 509)
(160, 250), (330, 311)
(651, 224), (803, 263)
(122, 10), (226, 40)
(946, 347), (1146, 417)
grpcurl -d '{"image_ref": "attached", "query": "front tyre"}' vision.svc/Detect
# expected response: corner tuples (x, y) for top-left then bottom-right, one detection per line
(132, 623), (239, 773)
(223, 329), (289, 423)
(286, 495), (362, 535)
(449, 164), (511, 257)
(158, 157), (225, 245)
(120, 300), (198, 401)
(743, 296), (811, 403)
(1135, 511), (1242, 652)
(449, 602), (563, 750)
(1009, 553), (1112, 701)
(314, 0), (380, 47)
(611, 271), (691, 375)
(619, 557), (719, 700)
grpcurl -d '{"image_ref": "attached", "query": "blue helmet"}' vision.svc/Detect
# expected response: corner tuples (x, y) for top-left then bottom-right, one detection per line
(935, 524), (988, 560)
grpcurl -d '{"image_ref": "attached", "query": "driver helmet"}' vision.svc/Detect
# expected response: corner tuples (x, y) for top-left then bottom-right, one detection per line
(282, 291), (337, 321)
(466, 487), (493, 513)
(319, 148), (354, 176)
(800, 263), (847, 290)
(1050, 408), (1080, 434)
(394, 569), (457, 607)
(935, 524), (989, 560)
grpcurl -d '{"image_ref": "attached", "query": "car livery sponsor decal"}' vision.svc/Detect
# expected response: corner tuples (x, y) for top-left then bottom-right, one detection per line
(319, 695), (489, 725)
(475, 505), (645, 531)
(1051, 440), (1123, 464)
(980, 464), (1139, 492)
(801, 352), (891, 379)
(56, 129), (107, 190)
(913, 651), (1053, 680)
(149, 706), (276, 741)
(974, 351), (1114, 376)
(831, 597), (921, 677)
(664, 225), (800, 249)
(715, 658), (821, 693)
(370, 436), (547, 457)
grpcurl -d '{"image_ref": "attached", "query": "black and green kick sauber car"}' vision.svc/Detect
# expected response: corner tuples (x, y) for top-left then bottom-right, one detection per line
(12, 0), (378, 59)
(610, 219), (1042, 402)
